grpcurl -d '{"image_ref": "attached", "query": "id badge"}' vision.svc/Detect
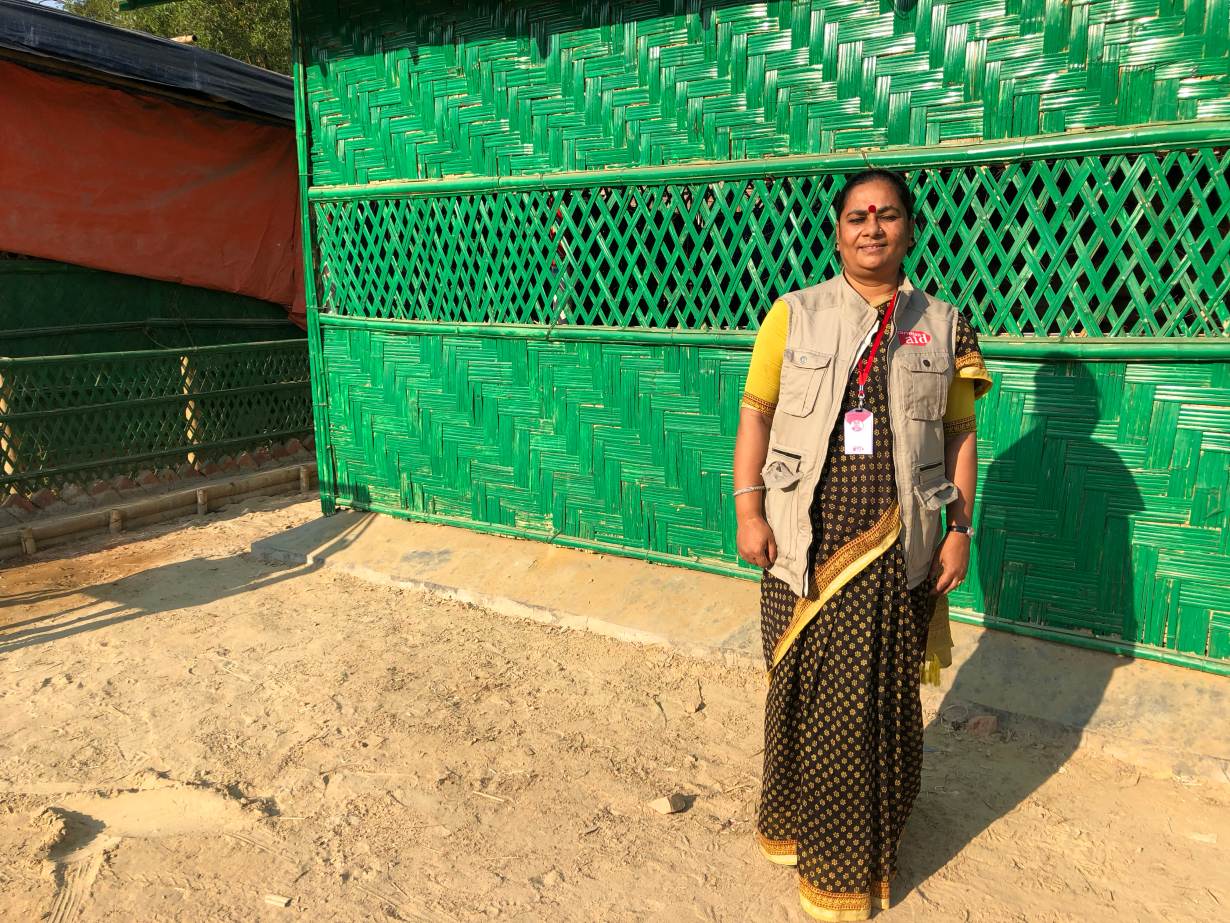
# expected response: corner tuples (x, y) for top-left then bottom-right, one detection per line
(844, 409), (874, 455)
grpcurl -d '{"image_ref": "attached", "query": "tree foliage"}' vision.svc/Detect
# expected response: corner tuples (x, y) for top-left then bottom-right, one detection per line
(65, 0), (291, 74)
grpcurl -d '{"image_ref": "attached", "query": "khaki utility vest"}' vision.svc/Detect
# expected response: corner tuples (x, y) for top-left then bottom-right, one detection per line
(762, 275), (960, 595)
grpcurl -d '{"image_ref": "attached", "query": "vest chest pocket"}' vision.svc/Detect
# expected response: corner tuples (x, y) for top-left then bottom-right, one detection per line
(900, 350), (951, 420)
(777, 349), (834, 417)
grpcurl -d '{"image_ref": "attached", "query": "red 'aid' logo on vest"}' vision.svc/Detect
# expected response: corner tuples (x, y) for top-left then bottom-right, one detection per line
(898, 330), (932, 346)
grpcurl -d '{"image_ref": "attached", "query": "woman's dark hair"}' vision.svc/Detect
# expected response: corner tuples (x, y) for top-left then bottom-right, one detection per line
(833, 169), (914, 221)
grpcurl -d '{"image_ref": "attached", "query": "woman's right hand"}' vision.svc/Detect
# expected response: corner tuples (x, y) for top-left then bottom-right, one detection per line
(737, 515), (778, 570)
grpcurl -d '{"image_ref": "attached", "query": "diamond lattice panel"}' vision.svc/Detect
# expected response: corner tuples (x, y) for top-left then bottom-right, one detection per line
(315, 148), (1230, 336)
(0, 343), (313, 493)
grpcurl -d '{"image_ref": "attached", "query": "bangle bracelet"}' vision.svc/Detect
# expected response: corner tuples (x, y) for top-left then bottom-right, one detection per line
(733, 485), (767, 497)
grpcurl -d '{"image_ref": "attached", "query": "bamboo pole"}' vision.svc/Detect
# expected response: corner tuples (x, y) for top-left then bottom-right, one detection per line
(0, 464), (317, 560)
(315, 314), (1230, 360)
(308, 121), (1230, 202)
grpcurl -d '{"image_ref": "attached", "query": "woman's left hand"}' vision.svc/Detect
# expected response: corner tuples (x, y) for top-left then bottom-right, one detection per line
(930, 533), (971, 595)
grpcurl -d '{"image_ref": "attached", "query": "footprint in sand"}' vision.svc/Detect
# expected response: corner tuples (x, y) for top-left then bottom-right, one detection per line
(37, 776), (259, 921)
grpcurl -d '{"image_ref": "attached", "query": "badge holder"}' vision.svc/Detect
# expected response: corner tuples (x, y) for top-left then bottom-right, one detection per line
(844, 404), (874, 455)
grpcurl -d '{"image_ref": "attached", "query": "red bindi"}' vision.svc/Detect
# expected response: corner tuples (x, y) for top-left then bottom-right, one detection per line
(867, 204), (877, 213)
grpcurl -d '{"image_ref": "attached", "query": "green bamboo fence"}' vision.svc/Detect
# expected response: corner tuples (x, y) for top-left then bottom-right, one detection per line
(0, 340), (312, 494)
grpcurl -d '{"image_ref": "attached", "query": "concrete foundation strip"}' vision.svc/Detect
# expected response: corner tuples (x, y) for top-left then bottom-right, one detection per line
(0, 465), (316, 561)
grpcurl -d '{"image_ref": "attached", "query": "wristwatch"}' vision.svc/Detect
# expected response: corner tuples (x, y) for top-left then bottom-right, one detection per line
(947, 524), (975, 537)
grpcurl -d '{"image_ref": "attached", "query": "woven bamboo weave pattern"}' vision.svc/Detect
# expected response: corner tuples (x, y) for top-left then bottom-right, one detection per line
(314, 147), (1230, 336)
(0, 342), (313, 493)
(953, 358), (1230, 661)
(318, 322), (1230, 662)
(323, 324), (745, 560)
(300, 0), (1230, 184)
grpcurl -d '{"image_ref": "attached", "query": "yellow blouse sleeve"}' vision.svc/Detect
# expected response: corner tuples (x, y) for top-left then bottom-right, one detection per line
(943, 378), (976, 437)
(953, 313), (993, 399)
(741, 299), (789, 415)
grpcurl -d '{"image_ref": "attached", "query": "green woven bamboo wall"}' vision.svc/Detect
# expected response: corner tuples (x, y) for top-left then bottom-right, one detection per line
(300, 0), (1230, 182)
(316, 320), (1230, 664)
(968, 353), (1230, 662)
(293, 0), (1230, 670)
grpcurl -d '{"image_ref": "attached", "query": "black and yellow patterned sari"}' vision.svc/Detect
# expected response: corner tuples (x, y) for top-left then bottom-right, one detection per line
(743, 296), (990, 920)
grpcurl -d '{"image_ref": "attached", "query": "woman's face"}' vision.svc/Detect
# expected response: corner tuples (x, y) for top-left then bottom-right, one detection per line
(835, 179), (913, 278)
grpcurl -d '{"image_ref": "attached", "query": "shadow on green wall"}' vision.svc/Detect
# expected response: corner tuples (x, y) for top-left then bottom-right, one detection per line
(901, 363), (1143, 890)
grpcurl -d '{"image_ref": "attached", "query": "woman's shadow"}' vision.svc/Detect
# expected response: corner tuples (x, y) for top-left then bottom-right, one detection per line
(898, 362), (1144, 893)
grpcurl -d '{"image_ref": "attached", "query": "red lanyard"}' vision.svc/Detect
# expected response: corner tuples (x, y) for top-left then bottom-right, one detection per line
(856, 290), (899, 407)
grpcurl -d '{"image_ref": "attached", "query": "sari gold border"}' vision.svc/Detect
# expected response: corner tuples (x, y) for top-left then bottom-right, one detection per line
(798, 877), (891, 921)
(755, 831), (798, 866)
(872, 878), (892, 907)
(770, 504), (902, 670)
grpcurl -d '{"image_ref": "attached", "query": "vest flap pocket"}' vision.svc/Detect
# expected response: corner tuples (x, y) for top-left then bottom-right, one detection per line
(916, 476), (958, 511)
(761, 446), (804, 489)
(784, 349), (833, 370)
(778, 350), (834, 417)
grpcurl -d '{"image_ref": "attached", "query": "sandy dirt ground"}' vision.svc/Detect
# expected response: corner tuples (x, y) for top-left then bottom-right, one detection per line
(1, 498), (1227, 923)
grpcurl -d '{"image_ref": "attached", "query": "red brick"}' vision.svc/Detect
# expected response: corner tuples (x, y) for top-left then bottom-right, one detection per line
(966, 715), (999, 737)
(174, 463), (197, 480)
(31, 487), (60, 509)
(59, 483), (89, 504)
(1, 492), (37, 515)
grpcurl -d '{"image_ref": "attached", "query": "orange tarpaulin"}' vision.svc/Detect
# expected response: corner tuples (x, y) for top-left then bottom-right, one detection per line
(0, 59), (305, 327)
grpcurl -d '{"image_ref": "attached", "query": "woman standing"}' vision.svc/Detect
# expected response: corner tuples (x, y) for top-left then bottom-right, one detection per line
(732, 170), (992, 920)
